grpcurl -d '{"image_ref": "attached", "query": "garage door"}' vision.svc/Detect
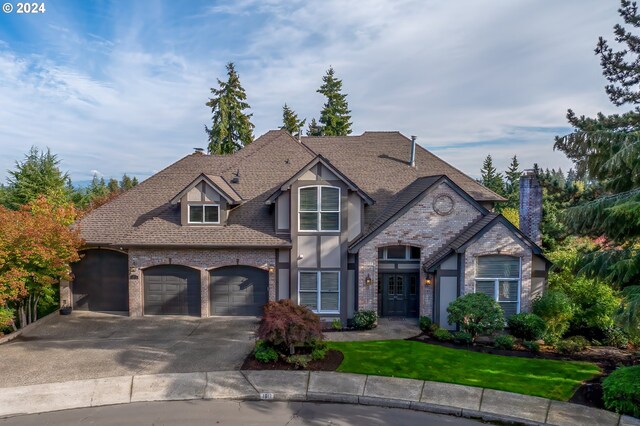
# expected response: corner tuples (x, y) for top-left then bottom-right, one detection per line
(144, 265), (201, 316)
(210, 266), (268, 316)
(72, 249), (129, 312)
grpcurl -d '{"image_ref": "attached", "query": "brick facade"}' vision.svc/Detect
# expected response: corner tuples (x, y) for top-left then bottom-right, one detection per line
(127, 248), (277, 317)
(463, 222), (533, 311)
(358, 182), (482, 317)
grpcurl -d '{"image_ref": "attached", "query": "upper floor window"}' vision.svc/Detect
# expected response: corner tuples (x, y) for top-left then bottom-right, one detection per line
(378, 245), (421, 260)
(474, 255), (520, 317)
(188, 204), (220, 224)
(299, 186), (340, 231)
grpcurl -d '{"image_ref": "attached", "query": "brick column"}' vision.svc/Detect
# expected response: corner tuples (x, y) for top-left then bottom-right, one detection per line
(200, 269), (209, 318)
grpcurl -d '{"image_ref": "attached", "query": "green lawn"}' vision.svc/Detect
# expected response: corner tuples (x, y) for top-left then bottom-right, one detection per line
(327, 340), (600, 401)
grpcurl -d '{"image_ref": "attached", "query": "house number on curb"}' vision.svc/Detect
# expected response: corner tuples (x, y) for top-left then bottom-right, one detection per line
(260, 393), (274, 400)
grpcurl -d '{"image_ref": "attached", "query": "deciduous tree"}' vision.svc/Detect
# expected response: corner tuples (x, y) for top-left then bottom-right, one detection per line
(0, 196), (82, 330)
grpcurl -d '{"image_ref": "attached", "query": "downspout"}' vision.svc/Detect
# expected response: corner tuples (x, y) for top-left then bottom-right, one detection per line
(410, 135), (417, 167)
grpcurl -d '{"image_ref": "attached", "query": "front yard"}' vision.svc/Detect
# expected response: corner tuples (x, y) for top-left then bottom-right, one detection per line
(328, 340), (600, 401)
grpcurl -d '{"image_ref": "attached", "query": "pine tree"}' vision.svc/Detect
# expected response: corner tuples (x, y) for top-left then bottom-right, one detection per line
(281, 103), (306, 138)
(504, 155), (521, 209)
(120, 174), (133, 190)
(107, 178), (119, 193)
(317, 67), (352, 136)
(205, 62), (254, 154)
(4, 147), (70, 209)
(480, 155), (505, 196)
(306, 118), (323, 136)
(554, 0), (640, 288)
(132, 177), (139, 187)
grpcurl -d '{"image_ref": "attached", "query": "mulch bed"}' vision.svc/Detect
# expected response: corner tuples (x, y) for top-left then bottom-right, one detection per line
(241, 349), (343, 372)
(410, 333), (639, 409)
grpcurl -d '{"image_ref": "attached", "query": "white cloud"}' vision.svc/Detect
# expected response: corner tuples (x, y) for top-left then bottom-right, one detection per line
(0, 0), (623, 184)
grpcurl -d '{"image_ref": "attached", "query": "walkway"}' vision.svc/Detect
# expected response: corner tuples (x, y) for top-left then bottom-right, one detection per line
(325, 318), (420, 342)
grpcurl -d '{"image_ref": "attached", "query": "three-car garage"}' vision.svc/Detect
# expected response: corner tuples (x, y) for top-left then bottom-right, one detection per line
(71, 249), (270, 317)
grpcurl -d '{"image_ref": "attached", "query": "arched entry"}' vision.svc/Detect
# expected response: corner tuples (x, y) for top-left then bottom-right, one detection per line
(210, 266), (268, 316)
(72, 249), (129, 312)
(144, 265), (201, 316)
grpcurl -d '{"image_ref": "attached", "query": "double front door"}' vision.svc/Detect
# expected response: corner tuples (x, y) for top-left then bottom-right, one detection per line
(379, 273), (419, 317)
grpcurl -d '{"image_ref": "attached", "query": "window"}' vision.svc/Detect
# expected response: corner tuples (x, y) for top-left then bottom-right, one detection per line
(188, 204), (220, 224)
(299, 271), (340, 313)
(474, 255), (520, 317)
(378, 246), (421, 261)
(299, 186), (340, 231)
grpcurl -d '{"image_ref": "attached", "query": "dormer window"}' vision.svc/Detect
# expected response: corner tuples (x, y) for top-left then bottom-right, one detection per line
(299, 186), (340, 231)
(188, 204), (220, 224)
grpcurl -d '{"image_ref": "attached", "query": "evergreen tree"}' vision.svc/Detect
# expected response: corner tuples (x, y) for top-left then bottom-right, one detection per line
(132, 177), (139, 187)
(4, 147), (70, 209)
(107, 178), (119, 193)
(480, 155), (505, 196)
(120, 174), (133, 190)
(317, 67), (352, 136)
(306, 118), (323, 136)
(504, 155), (521, 209)
(554, 0), (640, 288)
(89, 175), (108, 198)
(281, 103), (306, 138)
(205, 62), (254, 154)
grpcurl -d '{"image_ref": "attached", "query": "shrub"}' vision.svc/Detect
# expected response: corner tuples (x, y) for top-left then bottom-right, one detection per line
(452, 331), (473, 345)
(419, 316), (433, 332)
(353, 310), (377, 330)
(507, 313), (546, 340)
(603, 365), (640, 417)
(286, 354), (312, 369)
(604, 327), (630, 349)
(257, 299), (323, 354)
(494, 334), (515, 350)
(254, 340), (279, 363)
(555, 336), (589, 355)
(447, 293), (505, 340)
(331, 318), (343, 331)
(522, 340), (540, 353)
(310, 340), (328, 360)
(532, 290), (574, 341)
(433, 328), (453, 342)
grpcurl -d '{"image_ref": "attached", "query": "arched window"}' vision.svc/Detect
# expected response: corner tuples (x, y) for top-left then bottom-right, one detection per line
(475, 255), (521, 317)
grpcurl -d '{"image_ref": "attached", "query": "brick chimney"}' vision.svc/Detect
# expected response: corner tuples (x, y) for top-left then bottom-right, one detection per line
(519, 169), (542, 245)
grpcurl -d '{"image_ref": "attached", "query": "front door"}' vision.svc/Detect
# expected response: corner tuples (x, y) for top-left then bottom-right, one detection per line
(380, 273), (419, 317)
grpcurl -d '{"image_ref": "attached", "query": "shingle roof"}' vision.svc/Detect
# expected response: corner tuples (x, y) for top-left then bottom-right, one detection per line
(77, 130), (506, 248)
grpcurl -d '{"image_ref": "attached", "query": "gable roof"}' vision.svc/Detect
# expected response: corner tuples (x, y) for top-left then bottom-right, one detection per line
(423, 213), (548, 272)
(169, 173), (243, 205)
(265, 155), (375, 206)
(77, 130), (508, 249)
(348, 175), (488, 252)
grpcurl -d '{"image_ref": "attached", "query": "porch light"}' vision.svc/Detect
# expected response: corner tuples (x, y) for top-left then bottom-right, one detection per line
(365, 274), (372, 285)
(424, 277), (432, 286)
(268, 266), (275, 273)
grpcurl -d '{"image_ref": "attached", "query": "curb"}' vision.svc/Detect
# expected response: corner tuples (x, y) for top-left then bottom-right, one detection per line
(0, 370), (633, 426)
(0, 311), (58, 345)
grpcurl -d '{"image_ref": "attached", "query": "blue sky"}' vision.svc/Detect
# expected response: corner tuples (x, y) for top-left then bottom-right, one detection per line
(0, 0), (622, 185)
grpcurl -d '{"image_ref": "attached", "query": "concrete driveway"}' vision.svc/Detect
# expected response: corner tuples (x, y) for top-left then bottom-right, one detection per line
(0, 312), (258, 388)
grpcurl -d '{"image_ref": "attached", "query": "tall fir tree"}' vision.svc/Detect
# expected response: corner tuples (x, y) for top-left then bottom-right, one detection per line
(107, 178), (119, 193)
(480, 154), (505, 197)
(205, 62), (254, 154)
(306, 118), (323, 136)
(281, 103), (306, 138)
(120, 174), (134, 190)
(317, 67), (352, 136)
(4, 147), (70, 209)
(504, 155), (521, 209)
(554, 0), (640, 288)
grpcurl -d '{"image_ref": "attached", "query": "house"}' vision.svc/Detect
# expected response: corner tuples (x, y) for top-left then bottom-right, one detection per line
(63, 130), (549, 328)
